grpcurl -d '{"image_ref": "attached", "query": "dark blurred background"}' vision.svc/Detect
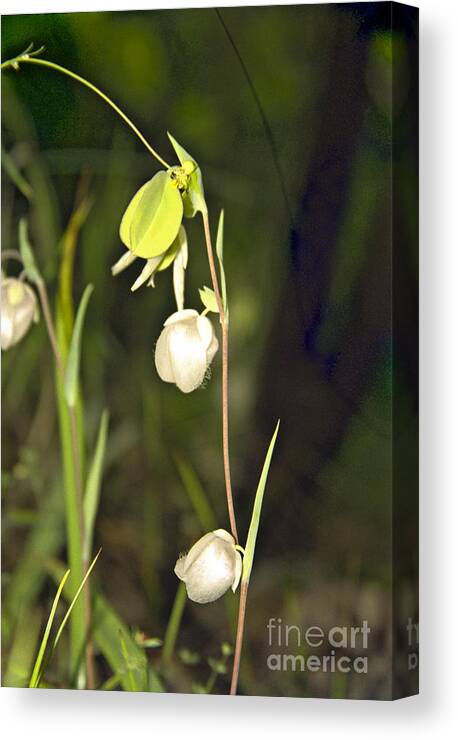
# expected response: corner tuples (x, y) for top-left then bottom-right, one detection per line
(1, 3), (418, 698)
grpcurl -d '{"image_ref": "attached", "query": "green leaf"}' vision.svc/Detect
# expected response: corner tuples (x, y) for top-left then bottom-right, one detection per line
(120, 171), (183, 259)
(216, 210), (228, 317)
(2, 147), (33, 201)
(162, 583), (187, 664)
(64, 284), (94, 408)
(18, 219), (42, 285)
(242, 421), (280, 583)
(52, 549), (101, 654)
(83, 409), (109, 562)
(29, 569), (70, 688)
(167, 132), (207, 217)
(199, 286), (218, 313)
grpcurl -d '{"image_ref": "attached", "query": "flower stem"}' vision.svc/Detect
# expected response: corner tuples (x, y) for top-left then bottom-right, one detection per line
(36, 278), (96, 689)
(201, 211), (238, 544)
(1, 53), (170, 170)
(230, 579), (249, 695)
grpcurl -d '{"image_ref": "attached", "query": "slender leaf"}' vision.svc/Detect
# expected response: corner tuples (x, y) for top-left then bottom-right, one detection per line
(52, 549), (101, 652)
(64, 283), (94, 407)
(56, 311), (86, 685)
(83, 409), (109, 561)
(167, 132), (207, 217)
(162, 583), (187, 665)
(199, 286), (218, 313)
(216, 210), (228, 317)
(242, 421), (280, 583)
(18, 218), (42, 285)
(29, 570), (70, 688)
(2, 146), (33, 200)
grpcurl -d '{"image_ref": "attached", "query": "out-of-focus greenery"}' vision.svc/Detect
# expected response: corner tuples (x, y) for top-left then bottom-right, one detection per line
(1, 4), (418, 698)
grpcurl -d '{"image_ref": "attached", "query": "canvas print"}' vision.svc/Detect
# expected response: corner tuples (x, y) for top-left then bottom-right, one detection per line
(1, 2), (419, 699)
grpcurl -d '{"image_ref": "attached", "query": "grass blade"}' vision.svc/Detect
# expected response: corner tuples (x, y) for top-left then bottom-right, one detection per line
(162, 583), (187, 664)
(216, 210), (228, 316)
(18, 218), (42, 285)
(242, 420), (280, 583)
(52, 548), (101, 652)
(83, 410), (109, 561)
(64, 283), (94, 407)
(2, 146), (33, 200)
(29, 569), (70, 688)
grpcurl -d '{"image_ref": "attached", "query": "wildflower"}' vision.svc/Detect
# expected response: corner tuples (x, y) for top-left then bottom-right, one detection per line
(1, 277), (38, 350)
(155, 309), (218, 393)
(174, 529), (242, 604)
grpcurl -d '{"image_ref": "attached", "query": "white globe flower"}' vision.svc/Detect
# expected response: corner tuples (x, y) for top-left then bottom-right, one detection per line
(175, 529), (242, 604)
(155, 309), (218, 393)
(1, 277), (38, 351)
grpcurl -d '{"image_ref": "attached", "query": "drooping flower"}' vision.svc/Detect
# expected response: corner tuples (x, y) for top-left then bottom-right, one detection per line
(174, 529), (242, 604)
(154, 309), (218, 393)
(1, 277), (38, 351)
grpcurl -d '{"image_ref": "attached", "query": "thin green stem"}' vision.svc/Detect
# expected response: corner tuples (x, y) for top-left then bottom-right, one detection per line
(1, 53), (170, 169)
(36, 278), (95, 689)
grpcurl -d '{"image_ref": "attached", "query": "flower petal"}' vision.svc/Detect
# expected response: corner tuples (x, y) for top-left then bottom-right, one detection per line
(131, 256), (162, 292)
(154, 326), (175, 383)
(111, 250), (137, 276)
(167, 321), (208, 393)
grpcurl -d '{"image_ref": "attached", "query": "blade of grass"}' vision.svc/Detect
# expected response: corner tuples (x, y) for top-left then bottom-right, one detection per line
(52, 549), (101, 652)
(64, 284), (94, 407)
(34, 549), (101, 688)
(231, 420), (280, 695)
(216, 210), (228, 317)
(1, 146), (33, 200)
(83, 409), (109, 562)
(242, 420), (280, 583)
(162, 583), (187, 665)
(29, 569), (70, 688)
(55, 331), (86, 685)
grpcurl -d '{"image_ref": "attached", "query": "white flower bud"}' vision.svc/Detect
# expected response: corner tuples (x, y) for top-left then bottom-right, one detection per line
(175, 529), (242, 604)
(1, 278), (38, 351)
(155, 309), (218, 393)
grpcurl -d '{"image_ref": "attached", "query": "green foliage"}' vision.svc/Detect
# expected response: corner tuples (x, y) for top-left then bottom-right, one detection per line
(83, 409), (109, 562)
(29, 569), (70, 688)
(216, 210), (228, 318)
(167, 132), (207, 217)
(242, 421), (280, 583)
(198, 285), (218, 313)
(162, 582), (187, 665)
(64, 284), (94, 407)
(18, 218), (42, 285)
